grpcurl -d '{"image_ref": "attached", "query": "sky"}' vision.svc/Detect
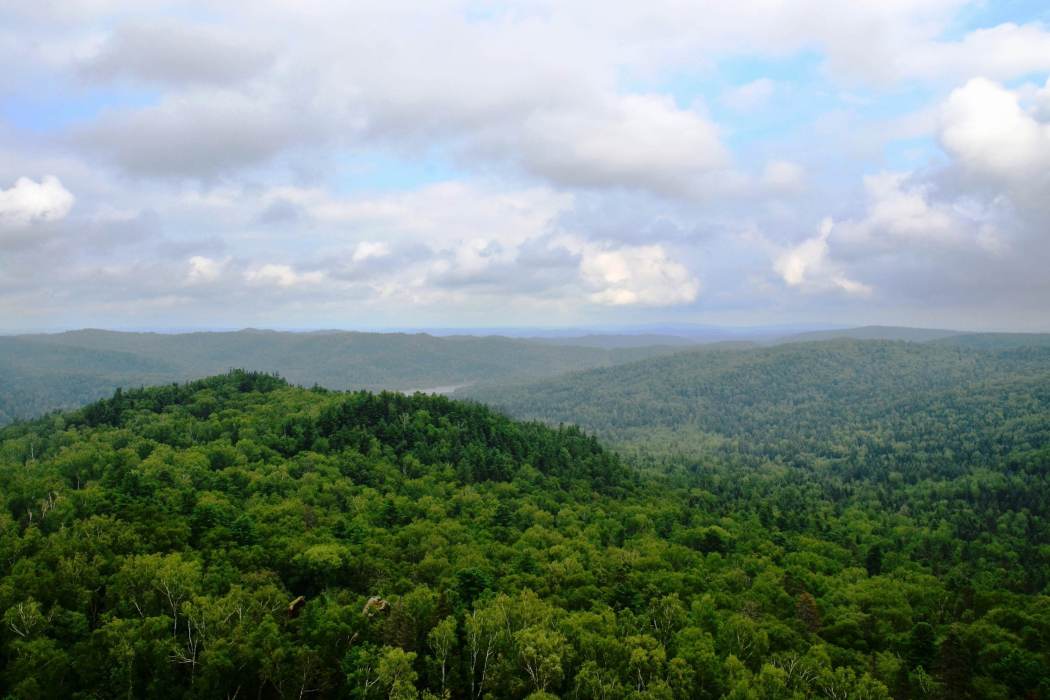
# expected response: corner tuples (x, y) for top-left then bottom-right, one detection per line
(1, 0), (1049, 332)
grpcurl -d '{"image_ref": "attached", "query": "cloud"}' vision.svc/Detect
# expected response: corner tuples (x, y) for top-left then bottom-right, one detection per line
(723, 78), (776, 111)
(80, 22), (273, 87)
(351, 241), (391, 263)
(518, 94), (728, 196)
(0, 175), (74, 227)
(185, 255), (225, 284)
(774, 218), (872, 296)
(245, 263), (324, 288)
(4, 2), (1050, 329)
(761, 160), (805, 192)
(40, 3), (1050, 191)
(901, 22), (1050, 83)
(75, 90), (311, 178)
(932, 77), (1050, 226)
(856, 172), (955, 241)
(940, 77), (1050, 181)
(580, 243), (700, 306)
(263, 181), (572, 250)
(1032, 78), (1050, 121)
(819, 170), (1008, 257)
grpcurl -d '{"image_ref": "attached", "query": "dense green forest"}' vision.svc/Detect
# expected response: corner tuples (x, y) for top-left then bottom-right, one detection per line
(465, 339), (1050, 473)
(0, 330), (686, 425)
(2, 363), (1049, 698)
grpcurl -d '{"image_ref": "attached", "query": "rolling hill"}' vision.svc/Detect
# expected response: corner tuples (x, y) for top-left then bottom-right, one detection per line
(773, 325), (964, 344)
(465, 339), (1050, 478)
(0, 329), (686, 424)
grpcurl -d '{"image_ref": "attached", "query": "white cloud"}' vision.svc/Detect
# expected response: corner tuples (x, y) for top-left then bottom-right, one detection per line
(245, 263), (324, 288)
(264, 181), (572, 250)
(901, 22), (1050, 83)
(518, 94), (728, 196)
(0, 176), (74, 226)
(5, 2), (1050, 328)
(580, 243), (699, 306)
(940, 77), (1050, 180)
(185, 255), (225, 284)
(861, 172), (954, 240)
(826, 171), (1004, 254)
(775, 218), (872, 296)
(723, 78), (776, 111)
(351, 241), (391, 263)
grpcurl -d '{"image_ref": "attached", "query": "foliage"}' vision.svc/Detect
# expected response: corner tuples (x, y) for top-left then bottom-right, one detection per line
(1, 348), (1049, 698)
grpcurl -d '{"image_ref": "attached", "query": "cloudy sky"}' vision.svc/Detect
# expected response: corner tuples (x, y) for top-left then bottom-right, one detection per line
(2, 0), (1049, 331)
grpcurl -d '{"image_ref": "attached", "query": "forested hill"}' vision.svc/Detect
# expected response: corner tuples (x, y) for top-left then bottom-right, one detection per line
(932, 332), (1050, 351)
(2, 370), (1049, 697)
(0, 372), (630, 697)
(465, 339), (1050, 478)
(0, 329), (684, 425)
(774, 326), (963, 344)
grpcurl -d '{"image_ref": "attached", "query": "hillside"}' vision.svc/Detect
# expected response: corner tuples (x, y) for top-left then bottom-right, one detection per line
(0, 329), (684, 425)
(2, 371), (1048, 698)
(465, 340), (1050, 479)
(525, 334), (703, 349)
(0, 338), (180, 425)
(932, 332), (1050, 351)
(774, 326), (963, 344)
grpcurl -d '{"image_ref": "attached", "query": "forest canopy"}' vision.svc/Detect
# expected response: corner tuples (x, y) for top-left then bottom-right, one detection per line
(1, 349), (1049, 698)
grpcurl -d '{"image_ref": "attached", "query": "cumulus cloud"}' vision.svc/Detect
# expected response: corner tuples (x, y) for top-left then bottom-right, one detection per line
(0, 176), (74, 226)
(853, 172), (955, 242)
(940, 77), (1050, 180)
(774, 219), (872, 296)
(816, 169), (1016, 258)
(518, 94), (728, 196)
(580, 244), (700, 306)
